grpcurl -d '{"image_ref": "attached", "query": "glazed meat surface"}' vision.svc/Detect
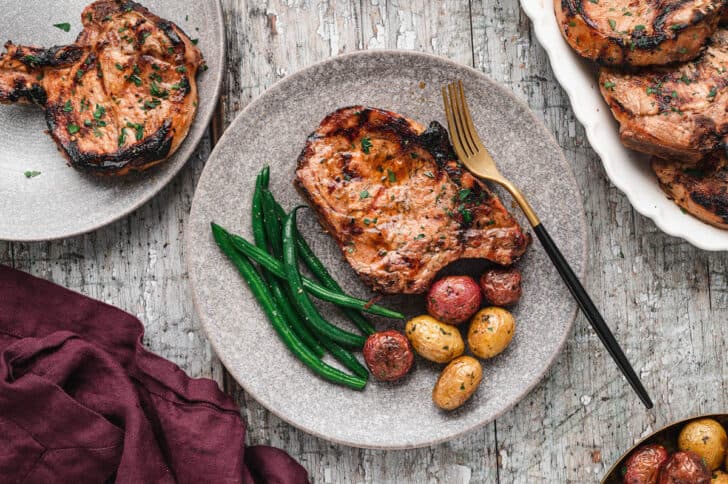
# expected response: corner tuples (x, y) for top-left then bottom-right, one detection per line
(295, 107), (531, 295)
(556, 0), (723, 66)
(652, 153), (728, 228)
(0, 0), (203, 175)
(599, 28), (728, 163)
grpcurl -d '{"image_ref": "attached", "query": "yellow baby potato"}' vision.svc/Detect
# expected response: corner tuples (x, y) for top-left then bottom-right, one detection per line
(467, 307), (515, 359)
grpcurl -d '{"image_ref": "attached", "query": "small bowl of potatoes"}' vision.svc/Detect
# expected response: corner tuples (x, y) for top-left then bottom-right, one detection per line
(407, 268), (523, 411)
(602, 414), (728, 483)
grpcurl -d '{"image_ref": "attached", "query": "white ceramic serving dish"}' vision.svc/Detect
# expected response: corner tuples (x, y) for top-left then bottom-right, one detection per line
(520, 0), (728, 251)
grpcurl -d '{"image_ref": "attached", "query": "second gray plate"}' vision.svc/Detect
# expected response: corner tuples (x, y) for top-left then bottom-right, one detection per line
(0, 0), (224, 241)
(187, 50), (587, 449)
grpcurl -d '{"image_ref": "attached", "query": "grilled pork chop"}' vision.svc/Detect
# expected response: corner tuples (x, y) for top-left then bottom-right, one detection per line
(652, 154), (728, 228)
(599, 27), (728, 163)
(0, 0), (203, 175)
(295, 107), (531, 295)
(556, 0), (724, 66)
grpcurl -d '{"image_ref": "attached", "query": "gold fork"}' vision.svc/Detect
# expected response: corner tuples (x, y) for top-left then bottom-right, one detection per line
(442, 80), (653, 409)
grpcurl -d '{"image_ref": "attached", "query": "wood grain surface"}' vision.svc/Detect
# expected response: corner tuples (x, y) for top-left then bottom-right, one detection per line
(2, 1), (727, 482)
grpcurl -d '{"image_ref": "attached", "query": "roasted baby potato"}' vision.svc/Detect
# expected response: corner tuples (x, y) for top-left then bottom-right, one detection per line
(658, 451), (711, 484)
(678, 418), (728, 471)
(405, 315), (464, 364)
(432, 356), (483, 411)
(363, 330), (414, 382)
(467, 307), (515, 359)
(426, 276), (482, 325)
(623, 444), (668, 484)
(479, 267), (522, 306)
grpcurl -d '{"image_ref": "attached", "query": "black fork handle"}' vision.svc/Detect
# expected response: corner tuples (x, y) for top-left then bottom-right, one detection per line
(533, 223), (654, 409)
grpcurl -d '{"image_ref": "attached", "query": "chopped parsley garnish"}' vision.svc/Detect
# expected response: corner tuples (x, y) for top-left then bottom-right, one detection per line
(67, 124), (80, 135)
(458, 206), (473, 224)
(634, 24), (645, 31)
(63, 100), (73, 112)
(133, 64), (141, 75)
(414, 233), (425, 240)
(80, 97), (89, 112)
(458, 188), (471, 201)
(670, 24), (685, 31)
(22, 55), (41, 65)
(76, 69), (84, 80)
(150, 81), (168, 98)
(118, 127), (127, 147)
(142, 98), (161, 110)
(359, 190), (370, 199)
(387, 169), (396, 182)
(176, 66), (187, 73)
(128, 74), (142, 86)
(708, 87), (717, 99)
(191, 38), (199, 45)
(115, 63), (124, 71)
(608, 19), (616, 31)
(140, 31), (151, 44)
(93, 104), (106, 120)
(149, 72), (163, 82)
(646, 86), (658, 95)
(424, 170), (435, 179)
(603, 80), (616, 90)
(24, 170), (41, 178)
(361, 137), (372, 154)
(126, 121), (144, 141)
(410, 152), (418, 159)
(53, 22), (71, 32)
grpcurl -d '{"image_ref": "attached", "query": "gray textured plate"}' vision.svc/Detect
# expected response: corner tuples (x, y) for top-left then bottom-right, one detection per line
(0, 0), (224, 241)
(187, 51), (587, 449)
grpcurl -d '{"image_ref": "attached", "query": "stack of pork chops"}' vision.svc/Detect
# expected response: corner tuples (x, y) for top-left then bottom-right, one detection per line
(556, 0), (728, 229)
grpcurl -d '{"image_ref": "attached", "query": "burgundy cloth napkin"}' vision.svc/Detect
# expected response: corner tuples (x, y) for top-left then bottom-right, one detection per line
(0, 265), (309, 484)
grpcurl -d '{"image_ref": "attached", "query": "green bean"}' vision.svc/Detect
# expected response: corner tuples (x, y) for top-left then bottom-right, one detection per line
(260, 190), (285, 257)
(270, 201), (375, 336)
(251, 167), (269, 248)
(320, 335), (369, 379)
(252, 171), (325, 358)
(216, 224), (405, 319)
(282, 208), (366, 349)
(260, 192), (367, 376)
(211, 224), (366, 390)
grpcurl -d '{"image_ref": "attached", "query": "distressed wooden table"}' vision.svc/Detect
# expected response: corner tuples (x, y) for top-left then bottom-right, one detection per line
(3, 1), (727, 482)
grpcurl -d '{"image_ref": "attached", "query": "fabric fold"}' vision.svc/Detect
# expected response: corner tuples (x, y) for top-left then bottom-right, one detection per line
(0, 265), (309, 484)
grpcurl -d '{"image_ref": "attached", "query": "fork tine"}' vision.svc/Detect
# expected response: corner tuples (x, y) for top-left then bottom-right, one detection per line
(455, 80), (486, 153)
(447, 83), (473, 158)
(441, 86), (469, 161)
(449, 82), (477, 156)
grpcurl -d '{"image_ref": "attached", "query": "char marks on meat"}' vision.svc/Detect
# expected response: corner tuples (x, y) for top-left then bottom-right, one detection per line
(599, 27), (728, 163)
(0, 0), (203, 176)
(556, 0), (724, 66)
(652, 153), (728, 228)
(295, 106), (530, 295)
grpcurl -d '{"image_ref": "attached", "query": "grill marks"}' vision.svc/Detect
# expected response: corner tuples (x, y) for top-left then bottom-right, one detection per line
(295, 106), (530, 295)
(652, 154), (728, 227)
(556, 0), (724, 66)
(0, 0), (204, 176)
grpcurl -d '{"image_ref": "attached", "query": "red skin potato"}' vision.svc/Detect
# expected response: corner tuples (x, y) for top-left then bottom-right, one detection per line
(623, 444), (669, 484)
(657, 451), (710, 484)
(479, 267), (522, 307)
(426, 276), (482, 325)
(363, 330), (414, 382)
